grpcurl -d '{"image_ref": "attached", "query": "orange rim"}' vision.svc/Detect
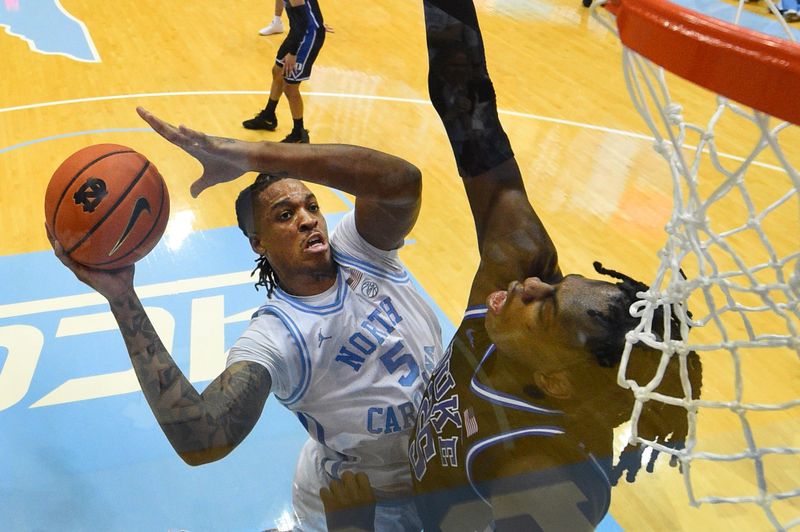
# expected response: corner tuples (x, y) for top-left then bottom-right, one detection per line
(606, 0), (800, 125)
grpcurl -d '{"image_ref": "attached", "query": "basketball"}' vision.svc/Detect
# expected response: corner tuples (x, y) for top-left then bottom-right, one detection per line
(44, 143), (170, 270)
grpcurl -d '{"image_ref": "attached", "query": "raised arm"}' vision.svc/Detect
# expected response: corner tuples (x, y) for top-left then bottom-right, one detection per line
(423, 1), (562, 302)
(137, 107), (421, 251)
(46, 227), (271, 466)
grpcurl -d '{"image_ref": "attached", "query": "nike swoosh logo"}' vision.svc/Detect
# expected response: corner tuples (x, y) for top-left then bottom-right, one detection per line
(108, 197), (151, 256)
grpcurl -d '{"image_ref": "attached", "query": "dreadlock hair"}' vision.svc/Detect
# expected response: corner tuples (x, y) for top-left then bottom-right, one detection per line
(585, 261), (691, 368)
(235, 173), (287, 298)
(588, 261), (703, 483)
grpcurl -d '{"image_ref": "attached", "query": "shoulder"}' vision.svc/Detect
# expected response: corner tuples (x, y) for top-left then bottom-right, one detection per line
(331, 211), (407, 277)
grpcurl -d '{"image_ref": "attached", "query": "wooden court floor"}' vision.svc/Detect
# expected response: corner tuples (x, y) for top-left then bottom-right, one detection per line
(1, 0), (798, 530)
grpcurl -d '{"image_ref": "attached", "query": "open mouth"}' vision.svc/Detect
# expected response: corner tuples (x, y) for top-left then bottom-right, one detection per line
(487, 290), (508, 314)
(304, 233), (327, 253)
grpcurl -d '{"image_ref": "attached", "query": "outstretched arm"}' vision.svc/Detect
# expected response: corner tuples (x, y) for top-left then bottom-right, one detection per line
(423, 1), (561, 302)
(138, 107), (421, 251)
(47, 227), (271, 465)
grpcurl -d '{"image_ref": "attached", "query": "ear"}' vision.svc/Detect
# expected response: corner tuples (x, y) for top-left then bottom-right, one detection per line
(249, 235), (266, 256)
(534, 369), (573, 400)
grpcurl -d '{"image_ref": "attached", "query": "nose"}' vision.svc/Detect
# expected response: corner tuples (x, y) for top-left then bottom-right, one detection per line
(297, 208), (318, 231)
(520, 277), (555, 303)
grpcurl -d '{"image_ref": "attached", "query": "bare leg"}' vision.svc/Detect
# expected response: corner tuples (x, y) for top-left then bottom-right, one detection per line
(270, 64), (285, 101)
(283, 83), (304, 120)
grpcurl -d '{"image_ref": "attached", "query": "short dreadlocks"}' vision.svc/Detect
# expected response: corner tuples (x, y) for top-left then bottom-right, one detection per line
(235, 173), (287, 297)
(588, 261), (702, 483)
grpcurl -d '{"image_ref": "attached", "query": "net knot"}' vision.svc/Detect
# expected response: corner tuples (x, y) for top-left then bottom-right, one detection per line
(653, 140), (673, 157)
(665, 103), (684, 124)
(676, 211), (707, 228)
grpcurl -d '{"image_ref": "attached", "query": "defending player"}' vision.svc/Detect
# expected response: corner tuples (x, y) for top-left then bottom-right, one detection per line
(321, 1), (702, 530)
(48, 107), (441, 531)
(411, 2), (701, 529)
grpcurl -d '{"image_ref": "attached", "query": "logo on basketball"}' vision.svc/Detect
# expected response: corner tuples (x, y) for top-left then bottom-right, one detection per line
(361, 280), (379, 298)
(108, 197), (152, 256)
(73, 177), (108, 213)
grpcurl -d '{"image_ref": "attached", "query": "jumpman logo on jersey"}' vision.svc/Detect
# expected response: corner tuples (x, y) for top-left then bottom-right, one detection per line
(318, 330), (332, 347)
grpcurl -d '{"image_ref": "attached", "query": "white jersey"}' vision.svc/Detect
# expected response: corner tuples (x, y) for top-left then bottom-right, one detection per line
(227, 211), (442, 494)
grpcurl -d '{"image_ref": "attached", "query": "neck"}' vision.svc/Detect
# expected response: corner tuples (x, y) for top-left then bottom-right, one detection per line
(480, 346), (537, 397)
(277, 264), (338, 296)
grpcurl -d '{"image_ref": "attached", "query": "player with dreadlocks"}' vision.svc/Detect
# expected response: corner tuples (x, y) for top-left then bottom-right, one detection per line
(319, 1), (702, 530)
(51, 107), (445, 532)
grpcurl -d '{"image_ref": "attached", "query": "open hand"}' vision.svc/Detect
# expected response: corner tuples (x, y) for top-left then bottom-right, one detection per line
(320, 471), (376, 532)
(137, 106), (251, 198)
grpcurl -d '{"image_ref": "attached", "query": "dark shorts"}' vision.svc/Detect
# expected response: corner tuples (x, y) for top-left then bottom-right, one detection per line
(275, 28), (326, 84)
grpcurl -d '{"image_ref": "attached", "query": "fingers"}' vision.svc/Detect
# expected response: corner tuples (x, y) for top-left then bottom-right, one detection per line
(190, 177), (210, 198)
(354, 472), (373, 499)
(178, 124), (207, 146)
(45, 222), (90, 279)
(44, 222), (56, 249)
(137, 106), (174, 134)
(320, 472), (375, 510)
(137, 106), (192, 148)
(45, 223), (73, 266)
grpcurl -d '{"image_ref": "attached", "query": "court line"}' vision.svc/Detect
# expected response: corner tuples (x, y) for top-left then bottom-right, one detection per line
(0, 127), (152, 154)
(0, 90), (648, 140)
(54, 0), (101, 62)
(0, 90), (785, 172)
(0, 270), (254, 319)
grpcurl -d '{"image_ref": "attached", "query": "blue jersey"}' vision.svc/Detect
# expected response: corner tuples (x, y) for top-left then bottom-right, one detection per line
(409, 306), (612, 531)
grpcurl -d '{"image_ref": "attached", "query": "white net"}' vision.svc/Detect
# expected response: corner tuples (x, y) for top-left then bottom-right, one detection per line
(592, 1), (800, 530)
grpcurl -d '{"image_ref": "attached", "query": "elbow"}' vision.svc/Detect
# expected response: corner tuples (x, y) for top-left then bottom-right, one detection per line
(398, 164), (423, 203)
(177, 445), (234, 467)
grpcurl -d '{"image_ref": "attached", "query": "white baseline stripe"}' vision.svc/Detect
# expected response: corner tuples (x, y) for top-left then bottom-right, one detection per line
(0, 270), (255, 319)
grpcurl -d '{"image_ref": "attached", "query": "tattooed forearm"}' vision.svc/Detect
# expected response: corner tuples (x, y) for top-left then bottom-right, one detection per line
(109, 291), (272, 465)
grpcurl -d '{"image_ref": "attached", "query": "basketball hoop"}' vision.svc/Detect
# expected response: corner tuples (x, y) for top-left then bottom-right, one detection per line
(592, 0), (799, 530)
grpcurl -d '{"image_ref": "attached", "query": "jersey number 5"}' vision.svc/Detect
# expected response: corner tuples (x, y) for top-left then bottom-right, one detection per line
(380, 340), (420, 387)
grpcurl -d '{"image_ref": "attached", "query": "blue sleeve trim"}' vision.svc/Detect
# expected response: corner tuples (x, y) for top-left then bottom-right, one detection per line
(252, 305), (312, 405)
(332, 249), (409, 283)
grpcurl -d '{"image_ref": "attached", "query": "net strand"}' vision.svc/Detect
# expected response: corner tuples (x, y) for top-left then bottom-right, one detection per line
(593, 2), (800, 530)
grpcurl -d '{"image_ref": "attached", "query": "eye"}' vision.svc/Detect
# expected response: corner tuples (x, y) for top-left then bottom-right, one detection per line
(278, 210), (292, 221)
(308, 203), (319, 212)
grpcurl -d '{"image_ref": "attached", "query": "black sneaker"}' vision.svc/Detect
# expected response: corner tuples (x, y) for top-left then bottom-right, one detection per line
(242, 110), (278, 130)
(280, 129), (310, 143)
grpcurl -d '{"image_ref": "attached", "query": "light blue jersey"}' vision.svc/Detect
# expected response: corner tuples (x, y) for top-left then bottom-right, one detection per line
(228, 211), (442, 529)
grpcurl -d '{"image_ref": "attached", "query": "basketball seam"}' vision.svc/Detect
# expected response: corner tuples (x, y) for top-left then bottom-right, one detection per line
(64, 160), (151, 256)
(85, 173), (167, 267)
(51, 149), (136, 228)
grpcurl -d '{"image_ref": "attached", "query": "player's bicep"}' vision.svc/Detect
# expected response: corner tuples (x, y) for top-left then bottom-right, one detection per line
(354, 196), (421, 251)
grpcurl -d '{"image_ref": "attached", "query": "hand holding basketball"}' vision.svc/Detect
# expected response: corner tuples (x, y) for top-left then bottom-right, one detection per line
(136, 107), (251, 198)
(44, 143), (170, 271)
(46, 223), (134, 303)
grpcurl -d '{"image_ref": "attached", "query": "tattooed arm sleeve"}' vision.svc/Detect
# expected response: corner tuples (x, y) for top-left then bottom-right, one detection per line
(109, 289), (272, 465)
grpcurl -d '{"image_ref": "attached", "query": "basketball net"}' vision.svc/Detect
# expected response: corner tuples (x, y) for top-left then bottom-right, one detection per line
(591, 1), (799, 529)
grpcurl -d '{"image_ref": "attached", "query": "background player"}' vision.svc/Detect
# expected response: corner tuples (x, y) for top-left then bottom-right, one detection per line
(259, 0), (285, 36)
(243, 0), (326, 143)
(321, 1), (702, 530)
(48, 106), (442, 531)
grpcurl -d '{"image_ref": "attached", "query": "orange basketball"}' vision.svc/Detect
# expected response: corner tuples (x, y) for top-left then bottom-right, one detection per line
(44, 143), (170, 270)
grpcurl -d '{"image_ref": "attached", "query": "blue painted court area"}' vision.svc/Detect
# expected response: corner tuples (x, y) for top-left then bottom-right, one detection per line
(671, 0), (800, 39)
(0, 0), (99, 62)
(0, 215), (624, 531)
